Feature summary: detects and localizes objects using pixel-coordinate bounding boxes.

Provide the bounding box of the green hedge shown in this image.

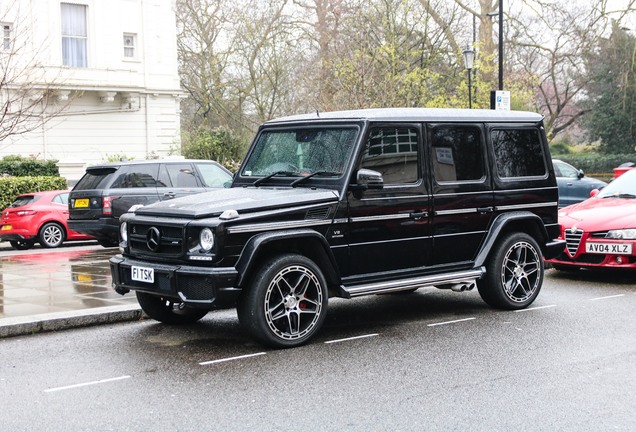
[0,158,60,176]
[0,177,68,211]
[552,153,635,174]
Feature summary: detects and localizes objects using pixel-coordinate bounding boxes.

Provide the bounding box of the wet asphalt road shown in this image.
[1,264,635,431]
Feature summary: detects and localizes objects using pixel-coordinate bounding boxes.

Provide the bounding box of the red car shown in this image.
[0,190,93,250]
[547,168,636,271]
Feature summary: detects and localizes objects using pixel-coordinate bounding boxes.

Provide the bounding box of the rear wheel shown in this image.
[478,233,544,310]
[10,240,34,250]
[136,291,209,324]
[237,254,328,348]
[39,222,65,248]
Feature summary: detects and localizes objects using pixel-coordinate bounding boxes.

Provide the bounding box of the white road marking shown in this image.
[590,294,625,301]
[199,352,266,366]
[427,317,476,327]
[324,333,379,344]
[514,304,557,313]
[44,375,131,393]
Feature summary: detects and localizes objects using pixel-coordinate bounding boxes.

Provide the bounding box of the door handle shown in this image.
[477,207,494,214]
[164,192,176,199]
[410,211,428,220]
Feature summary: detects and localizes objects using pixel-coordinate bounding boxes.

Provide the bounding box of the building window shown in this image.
[2,23,11,50]
[123,33,136,58]
[61,3,87,67]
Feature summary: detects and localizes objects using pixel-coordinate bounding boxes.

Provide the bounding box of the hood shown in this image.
[134,187,340,218]
[559,197,636,231]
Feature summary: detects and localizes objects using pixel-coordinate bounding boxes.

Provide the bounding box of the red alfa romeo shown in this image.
[547,168,636,271]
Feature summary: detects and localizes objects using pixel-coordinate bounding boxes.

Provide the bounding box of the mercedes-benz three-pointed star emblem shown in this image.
[146,227,161,252]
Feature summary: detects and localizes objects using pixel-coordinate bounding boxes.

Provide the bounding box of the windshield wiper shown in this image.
[253,170,297,187]
[290,171,340,187]
[603,193,636,199]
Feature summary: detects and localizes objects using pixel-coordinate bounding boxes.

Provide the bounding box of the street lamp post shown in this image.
[462,45,475,109]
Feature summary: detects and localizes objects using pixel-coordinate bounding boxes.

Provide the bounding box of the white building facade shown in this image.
[0,0,183,182]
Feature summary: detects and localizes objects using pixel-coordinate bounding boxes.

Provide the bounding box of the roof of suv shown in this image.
[84,159,228,171]
[266,108,543,124]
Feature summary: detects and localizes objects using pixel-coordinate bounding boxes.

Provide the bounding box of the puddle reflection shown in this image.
[0,248,136,317]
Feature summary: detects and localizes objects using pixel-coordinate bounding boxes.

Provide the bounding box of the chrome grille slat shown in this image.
[565,228,583,256]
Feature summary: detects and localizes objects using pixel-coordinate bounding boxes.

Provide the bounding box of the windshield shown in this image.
[241,127,359,178]
[596,169,636,199]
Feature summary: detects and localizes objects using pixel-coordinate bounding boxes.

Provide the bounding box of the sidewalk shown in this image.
[0,242,143,338]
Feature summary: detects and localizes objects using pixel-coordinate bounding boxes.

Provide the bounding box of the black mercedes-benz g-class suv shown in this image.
[110,108,565,348]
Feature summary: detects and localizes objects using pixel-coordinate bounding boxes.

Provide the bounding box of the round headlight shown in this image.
[120,221,128,242]
[199,228,214,251]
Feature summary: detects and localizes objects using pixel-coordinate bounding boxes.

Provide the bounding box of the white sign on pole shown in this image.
[495,90,511,111]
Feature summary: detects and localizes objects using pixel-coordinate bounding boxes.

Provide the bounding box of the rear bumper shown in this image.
[109,255,241,308]
[68,218,119,242]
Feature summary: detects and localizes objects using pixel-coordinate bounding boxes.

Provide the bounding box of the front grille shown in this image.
[129,223,185,256]
[565,228,583,256]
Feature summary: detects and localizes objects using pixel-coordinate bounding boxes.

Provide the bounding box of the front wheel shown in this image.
[136,291,208,324]
[237,254,328,348]
[477,233,544,310]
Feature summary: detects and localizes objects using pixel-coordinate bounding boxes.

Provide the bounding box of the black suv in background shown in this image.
[110,108,565,348]
[68,159,232,246]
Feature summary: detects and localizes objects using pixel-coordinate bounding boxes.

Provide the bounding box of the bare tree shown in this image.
[0,3,71,147]
[508,0,636,140]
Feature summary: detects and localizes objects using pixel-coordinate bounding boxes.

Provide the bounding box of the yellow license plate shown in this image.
[74,198,89,208]
[1,225,11,231]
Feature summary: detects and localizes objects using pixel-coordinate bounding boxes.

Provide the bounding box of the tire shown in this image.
[477,233,544,310]
[39,222,65,248]
[237,254,328,348]
[136,291,209,324]
[10,240,34,250]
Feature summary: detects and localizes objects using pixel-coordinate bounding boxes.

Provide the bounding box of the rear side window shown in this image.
[430,125,484,183]
[196,163,232,187]
[492,128,546,178]
[53,193,69,205]
[74,167,118,190]
[110,164,161,188]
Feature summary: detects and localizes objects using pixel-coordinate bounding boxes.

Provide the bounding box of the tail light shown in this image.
[15,210,37,216]
[102,196,119,215]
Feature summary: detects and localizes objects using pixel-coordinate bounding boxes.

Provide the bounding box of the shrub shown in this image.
[0,155,60,176]
[181,127,247,172]
[552,153,635,174]
[0,176,69,210]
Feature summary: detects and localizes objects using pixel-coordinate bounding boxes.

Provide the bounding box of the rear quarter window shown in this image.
[491,128,546,178]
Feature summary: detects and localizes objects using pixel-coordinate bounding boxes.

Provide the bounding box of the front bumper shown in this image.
[109,255,241,308]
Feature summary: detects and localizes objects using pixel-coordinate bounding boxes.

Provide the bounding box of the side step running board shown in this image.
[340,268,485,298]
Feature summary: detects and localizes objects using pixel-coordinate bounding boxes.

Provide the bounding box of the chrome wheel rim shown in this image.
[43,225,63,246]
[500,241,541,303]
[264,265,323,341]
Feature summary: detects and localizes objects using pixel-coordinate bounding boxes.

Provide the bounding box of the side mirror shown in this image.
[356,168,384,189]
[577,169,585,179]
[590,189,600,197]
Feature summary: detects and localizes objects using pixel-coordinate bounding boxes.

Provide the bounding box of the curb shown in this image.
[0,304,143,338]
